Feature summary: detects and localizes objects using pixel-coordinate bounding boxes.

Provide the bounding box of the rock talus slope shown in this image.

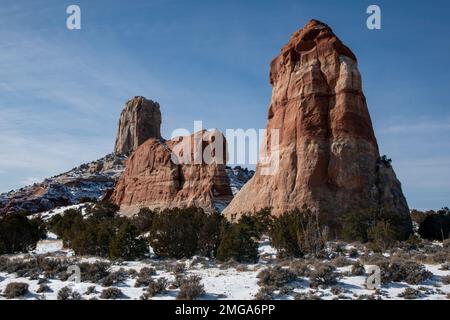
[223,20,412,237]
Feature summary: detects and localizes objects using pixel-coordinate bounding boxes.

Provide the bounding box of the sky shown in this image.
[0,0,449,210]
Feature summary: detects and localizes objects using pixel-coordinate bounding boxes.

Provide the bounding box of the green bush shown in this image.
[49,202,148,260]
[342,208,410,243]
[0,213,46,254]
[269,209,327,258]
[131,207,155,233]
[216,220,259,263]
[238,208,273,238]
[109,222,148,260]
[367,220,398,252]
[149,207,223,259]
[418,208,450,241]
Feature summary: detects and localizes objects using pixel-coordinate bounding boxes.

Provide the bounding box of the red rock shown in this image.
[111,130,233,215]
[114,96,162,155]
[223,20,412,237]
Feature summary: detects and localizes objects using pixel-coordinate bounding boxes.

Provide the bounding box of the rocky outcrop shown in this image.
[223,20,412,237]
[226,166,255,195]
[114,96,162,155]
[0,95,255,216]
[111,130,233,215]
[0,153,127,214]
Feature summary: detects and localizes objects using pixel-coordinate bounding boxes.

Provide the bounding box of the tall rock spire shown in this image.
[223,20,412,238]
[114,96,162,155]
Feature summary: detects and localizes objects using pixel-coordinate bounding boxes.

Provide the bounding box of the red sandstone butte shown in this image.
[223,20,412,237]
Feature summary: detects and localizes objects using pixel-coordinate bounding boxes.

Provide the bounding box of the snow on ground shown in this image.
[1,205,449,300]
[29,204,88,221]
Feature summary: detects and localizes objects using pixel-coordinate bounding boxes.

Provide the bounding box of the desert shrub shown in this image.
[165,263,185,274]
[257,266,297,288]
[149,207,223,259]
[309,263,338,288]
[332,256,352,267]
[134,267,156,287]
[254,287,273,300]
[85,286,97,295]
[0,256,73,280]
[108,221,148,260]
[79,262,110,283]
[36,284,52,293]
[328,242,346,256]
[100,287,124,300]
[401,234,423,250]
[269,209,327,258]
[442,275,450,285]
[418,208,450,241]
[101,269,128,287]
[294,292,322,300]
[170,274,186,289]
[141,277,168,299]
[176,275,205,300]
[289,261,311,277]
[385,260,432,285]
[398,288,422,299]
[131,207,155,233]
[351,261,366,276]
[3,282,29,299]
[57,286,82,300]
[216,220,258,263]
[0,213,46,254]
[367,220,398,252]
[342,208,411,243]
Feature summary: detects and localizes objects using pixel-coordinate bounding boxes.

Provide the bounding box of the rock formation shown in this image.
[0,153,127,214]
[114,96,162,155]
[223,20,412,237]
[1,96,254,215]
[111,130,233,215]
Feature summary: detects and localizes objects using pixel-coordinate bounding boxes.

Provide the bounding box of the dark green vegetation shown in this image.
[0,213,46,254]
[1,200,448,263]
[48,202,147,260]
[416,207,450,241]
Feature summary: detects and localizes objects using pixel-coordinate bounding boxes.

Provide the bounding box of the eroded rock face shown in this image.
[114,96,162,155]
[223,20,412,237]
[0,153,127,214]
[111,130,233,215]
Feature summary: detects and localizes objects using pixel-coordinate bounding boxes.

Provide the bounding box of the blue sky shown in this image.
[0,0,449,210]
